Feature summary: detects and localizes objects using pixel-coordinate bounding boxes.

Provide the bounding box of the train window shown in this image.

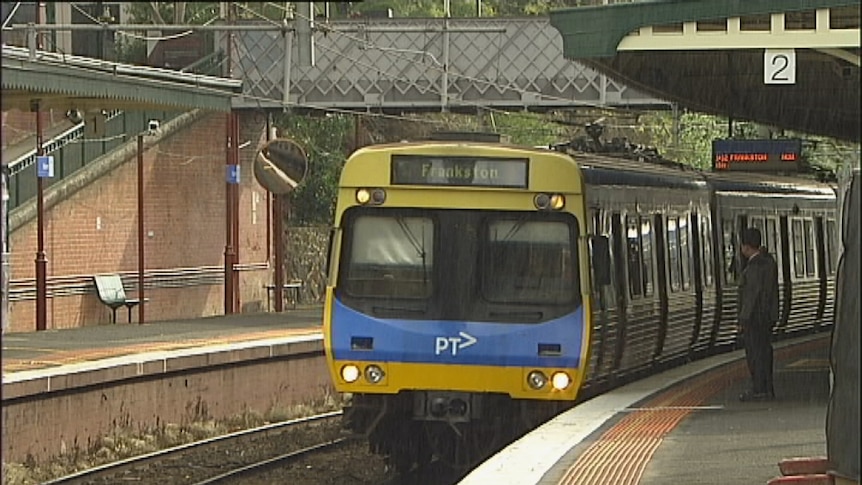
[803,219,816,277]
[641,217,655,296]
[750,217,765,238]
[666,218,681,292]
[482,219,576,304]
[679,216,691,290]
[343,215,435,298]
[766,218,782,280]
[792,219,805,278]
[826,219,837,275]
[722,218,737,284]
[701,216,714,287]
[626,216,644,298]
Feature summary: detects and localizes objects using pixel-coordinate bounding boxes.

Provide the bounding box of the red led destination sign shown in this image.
[712,139,802,172]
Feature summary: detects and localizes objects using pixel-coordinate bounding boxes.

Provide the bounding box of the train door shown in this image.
[587,209,611,378]
[814,216,827,327]
[610,212,628,374]
[688,213,704,349]
[653,214,669,360]
[778,216,792,329]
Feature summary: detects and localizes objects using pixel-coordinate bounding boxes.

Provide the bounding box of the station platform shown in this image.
[1,306,325,375]
[461,334,832,485]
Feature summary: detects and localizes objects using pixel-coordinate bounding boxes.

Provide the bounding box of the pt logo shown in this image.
[434,332,478,356]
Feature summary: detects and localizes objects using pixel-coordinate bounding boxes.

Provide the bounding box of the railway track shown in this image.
[43,411,352,485]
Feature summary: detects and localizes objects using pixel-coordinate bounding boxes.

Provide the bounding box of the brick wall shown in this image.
[7,112,273,332]
[2,109,67,150]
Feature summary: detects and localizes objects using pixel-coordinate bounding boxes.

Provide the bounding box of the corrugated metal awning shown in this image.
[1,45,242,112]
[548,0,860,143]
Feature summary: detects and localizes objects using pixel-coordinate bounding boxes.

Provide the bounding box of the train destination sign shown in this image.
[712,139,802,172]
[391,155,529,188]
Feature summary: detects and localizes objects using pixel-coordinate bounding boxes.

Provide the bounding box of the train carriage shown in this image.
[322,133,839,473]
[324,133,595,470]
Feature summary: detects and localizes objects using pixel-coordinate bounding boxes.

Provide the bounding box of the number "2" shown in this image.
[771,54,790,81]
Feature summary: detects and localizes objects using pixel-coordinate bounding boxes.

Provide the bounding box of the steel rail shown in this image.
[191,438,349,485]
[42,411,343,485]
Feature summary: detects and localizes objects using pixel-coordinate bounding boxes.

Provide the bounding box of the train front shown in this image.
[323,141,591,470]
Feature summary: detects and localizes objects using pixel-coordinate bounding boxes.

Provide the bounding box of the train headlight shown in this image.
[533,193,565,211]
[550,194,565,210]
[370,188,386,205]
[355,189,371,204]
[341,364,360,383]
[364,364,385,384]
[534,193,551,210]
[527,370,548,390]
[356,188,386,205]
[551,371,572,391]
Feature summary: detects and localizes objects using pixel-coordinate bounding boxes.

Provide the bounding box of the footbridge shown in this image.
[225,17,664,112]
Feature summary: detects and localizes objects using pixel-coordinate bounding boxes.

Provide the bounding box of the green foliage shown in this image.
[340,0,591,18]
[123,3,219,25]
[275,114,354,225]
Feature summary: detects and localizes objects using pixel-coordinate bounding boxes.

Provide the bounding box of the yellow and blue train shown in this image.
[322,132,838,472]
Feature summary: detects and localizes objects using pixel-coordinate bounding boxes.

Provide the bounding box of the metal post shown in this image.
[1,160,9,334]
[33,100,47,331]
[283,28,292,107]
[273,193,284,312]
[224,112,236,314]
[137,134,145,324]
[265,114,272,263]
[231,113,241,313]
[441,1,450,112]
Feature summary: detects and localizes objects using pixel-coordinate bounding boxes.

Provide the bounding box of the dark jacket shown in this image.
[737,250,779,330]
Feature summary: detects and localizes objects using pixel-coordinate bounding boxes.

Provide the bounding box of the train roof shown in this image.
[559,147,835,198]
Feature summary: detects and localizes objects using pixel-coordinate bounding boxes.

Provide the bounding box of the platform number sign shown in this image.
[764,49,796,85]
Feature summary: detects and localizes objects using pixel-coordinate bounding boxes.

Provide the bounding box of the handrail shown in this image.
[7,110,123,175]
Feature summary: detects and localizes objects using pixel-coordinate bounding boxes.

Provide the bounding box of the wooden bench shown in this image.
[265,280,303,311]
[94,274,148,324]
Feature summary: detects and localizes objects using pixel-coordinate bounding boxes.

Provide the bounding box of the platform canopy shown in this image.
[549,0,860,143]
[1,45,242,112]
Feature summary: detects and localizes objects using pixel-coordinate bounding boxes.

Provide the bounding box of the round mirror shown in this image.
[254,138,308,194]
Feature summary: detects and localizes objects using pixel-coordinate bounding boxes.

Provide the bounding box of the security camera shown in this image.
[65,109,83,124]
[147,120,160,135]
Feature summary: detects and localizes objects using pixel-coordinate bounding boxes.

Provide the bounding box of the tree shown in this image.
[275,113,354,225]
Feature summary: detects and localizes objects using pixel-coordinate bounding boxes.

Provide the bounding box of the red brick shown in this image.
[8,112,273,332]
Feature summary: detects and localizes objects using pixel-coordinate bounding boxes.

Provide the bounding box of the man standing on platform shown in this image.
[737,227,780,402]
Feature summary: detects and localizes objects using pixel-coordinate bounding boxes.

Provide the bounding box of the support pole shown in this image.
[224,112,236,314]
[273,193,285,312]
[137,134,146,324]
[34,100,47,331]
[441,0,450,112]
[265,114,272,263]
[231,113,241,313]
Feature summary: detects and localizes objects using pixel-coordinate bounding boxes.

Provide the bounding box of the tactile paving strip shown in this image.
[558,338,828,485]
